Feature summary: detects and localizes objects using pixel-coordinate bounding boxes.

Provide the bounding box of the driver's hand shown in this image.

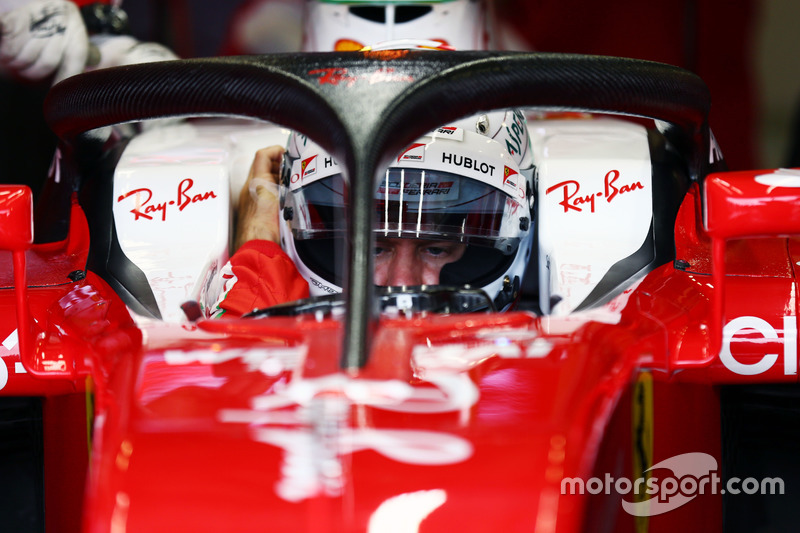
[0,0,89,84]
[234,145,285,250]
[88,34,179,70]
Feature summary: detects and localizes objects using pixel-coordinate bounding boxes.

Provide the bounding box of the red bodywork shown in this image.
[1,165,796,531]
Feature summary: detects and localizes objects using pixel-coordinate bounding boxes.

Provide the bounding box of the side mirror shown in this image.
[0,186,35,371]
[1,186,93,379]
[0,185,33,249]
[704,168,800,357]
[705,168,800,238]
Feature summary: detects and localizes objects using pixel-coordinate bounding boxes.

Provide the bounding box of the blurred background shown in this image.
[121,0,798,171]
[4,0,800,196]
[756,0,800,168]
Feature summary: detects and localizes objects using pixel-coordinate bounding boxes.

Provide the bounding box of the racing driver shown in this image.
[212,108,535,317]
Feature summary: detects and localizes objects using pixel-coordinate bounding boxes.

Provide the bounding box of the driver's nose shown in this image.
[374,241,424,286]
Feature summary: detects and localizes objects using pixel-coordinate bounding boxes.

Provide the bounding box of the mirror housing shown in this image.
[705,168,800,238]
[704,169,800,357]
[0,186,35,375]
[0,185,33,249]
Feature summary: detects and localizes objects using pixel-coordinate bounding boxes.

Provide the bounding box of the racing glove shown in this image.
[87,34,178,70]
[0,0,89,83]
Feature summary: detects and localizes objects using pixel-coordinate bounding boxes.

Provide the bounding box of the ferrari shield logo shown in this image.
[301,155,318,179]
[503,166,519,190]
[398,143,426,163]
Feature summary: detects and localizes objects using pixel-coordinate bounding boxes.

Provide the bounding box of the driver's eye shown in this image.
[374,246,387,256]
[424,246,446,256]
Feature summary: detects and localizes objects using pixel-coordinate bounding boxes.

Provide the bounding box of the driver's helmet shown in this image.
[302,0,488,52]
[279,109,534,310]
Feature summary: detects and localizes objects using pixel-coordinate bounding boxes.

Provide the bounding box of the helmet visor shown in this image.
[287,168,529,288]
[289,168,527,253]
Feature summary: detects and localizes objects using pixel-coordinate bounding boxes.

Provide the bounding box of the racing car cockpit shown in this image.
[93,123,689,323]
[29,49,705,337]
[67,108,535,322]
[11,46,795,533]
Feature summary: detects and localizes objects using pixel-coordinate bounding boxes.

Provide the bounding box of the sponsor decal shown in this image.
[441,152,496,176]
[310,277,338,294]
[0,326,40,390]
[429,126,464,141]
[378,180,457,201]
[398,143,426,163]
[754,168,800,188]
[292,155,337,186]
[308,67,356,86]
[369,491,447,533]
[295,133,309,149]
[427,126,464,141]
[720,316,797,375]
[334,38,365,51]
[558,262,593,287]
[364,68,415,85]
[1,358,10,390]
[545,169,645,214]
[503,166,519,190]
[117,178,217,222]
[301,155,318,179]
[504,109,527,158]
[504,196,522,216]
[219,374,473,502]
[308,67,414,87]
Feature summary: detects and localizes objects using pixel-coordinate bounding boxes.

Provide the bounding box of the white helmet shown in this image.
[279,108,534,310]
[301,0,489,52]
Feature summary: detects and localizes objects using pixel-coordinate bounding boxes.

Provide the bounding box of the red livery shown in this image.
[0,50,795,532]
